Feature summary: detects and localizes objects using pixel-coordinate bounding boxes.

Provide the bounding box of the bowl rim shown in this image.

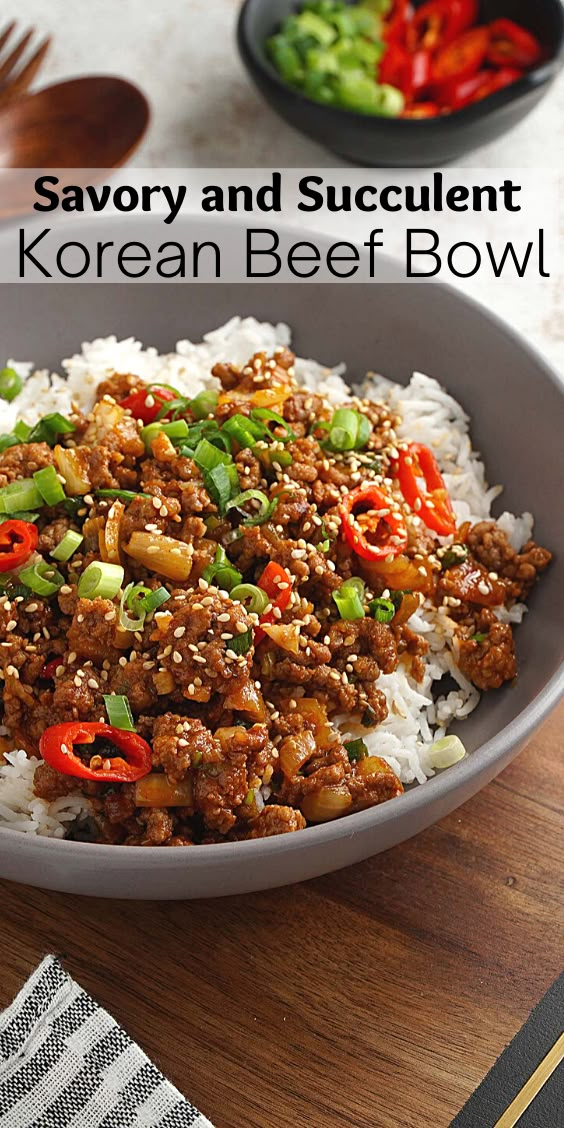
[0,243,562,869]
[237,0,564,130]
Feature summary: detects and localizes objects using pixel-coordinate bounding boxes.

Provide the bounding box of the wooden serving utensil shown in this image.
[0,76,150,217]
[0,76,149,168]
[0,21,51,109]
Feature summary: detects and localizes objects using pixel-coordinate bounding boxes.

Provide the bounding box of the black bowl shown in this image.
[237,0,564,166]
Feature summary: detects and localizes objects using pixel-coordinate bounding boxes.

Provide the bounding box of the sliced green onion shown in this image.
[0,510,39,525]
[0,367,22,402]
[250,408,296,443]
[0,478,43,514]
[471,632,487,644]
[341,577,365,600]
[141,419,189,451]
[119,583,147,632]
[207,463,239,515]
[228,628,253,656]
[225,489,279,527]
[189,390,219,420]
[51,530,83,562]
[369,597,396,624]
[202,545,242,592]
[18,560,64,597]
[230,583,269,615]
[33,465,66,506]
[103,694,136,732]
[264,447,293,470]
[14,420,32,442]
[127,583,152,610]
[328,408,360,452]
[140,586,170,613]
[221,414,265,449]
[193,437,232,471]
[344,738,369,762]
[0,433,20,453]
[324,408,372,453]
[95,489,151,502]
[77,561,124,600]
[27,413,76,446]
[428,735,466,770]
[333,584,365,621]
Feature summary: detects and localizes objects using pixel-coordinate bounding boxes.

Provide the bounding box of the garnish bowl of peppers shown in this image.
[237,0,564,166]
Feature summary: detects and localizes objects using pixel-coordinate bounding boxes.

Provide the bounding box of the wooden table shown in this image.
[2,706,563,1128]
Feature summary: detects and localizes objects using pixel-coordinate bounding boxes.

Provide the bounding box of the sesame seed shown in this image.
[173,626,186,638]
[172,651,183,664]
[67,651,77,664]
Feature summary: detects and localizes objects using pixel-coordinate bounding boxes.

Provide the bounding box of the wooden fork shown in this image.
[0,21,51,109]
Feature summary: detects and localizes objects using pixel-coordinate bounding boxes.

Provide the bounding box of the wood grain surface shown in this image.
[1,705,563,1128]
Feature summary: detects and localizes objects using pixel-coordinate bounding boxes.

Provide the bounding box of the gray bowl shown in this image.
[0,223,562,898]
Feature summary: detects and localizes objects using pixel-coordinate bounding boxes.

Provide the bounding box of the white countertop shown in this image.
[14,0,564,376]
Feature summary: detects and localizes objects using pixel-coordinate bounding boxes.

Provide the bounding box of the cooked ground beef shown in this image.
[0,345,551,846]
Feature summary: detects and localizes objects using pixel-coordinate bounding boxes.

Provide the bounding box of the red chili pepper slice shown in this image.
[408,0,478,52]
[39,722,152,783]
[0,519,38,573]
[401,101,441,118]
[432,27,490,86]
[41,656,62,680]
[437,66,523,110]
[381,45,431,98]
[397,444,456,536]
[254,561,293,644]
[383,0,413,45]
[119,386,177,425]
[339,484,408,562]
[487,19,542,69]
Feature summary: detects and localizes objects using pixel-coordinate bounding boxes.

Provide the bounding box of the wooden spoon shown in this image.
[0,75,149,168]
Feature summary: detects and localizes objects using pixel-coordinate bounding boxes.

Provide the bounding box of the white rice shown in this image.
[0,317,534,836]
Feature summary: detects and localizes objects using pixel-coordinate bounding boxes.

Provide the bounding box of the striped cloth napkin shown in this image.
[0,956,214,1128]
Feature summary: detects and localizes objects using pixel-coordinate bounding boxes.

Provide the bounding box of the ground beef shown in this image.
[466,522,552,602]
[242,805,307,837]
[347,757,404,811]
[457,609,517,690]
[108,657,159,715]
[95,372,140,401]
[37,517,73,555]
[83,401,145,460]
[158,588,255,702]
[66,598,122,664]
[212,347,294,396]
[120,491,182,544]
[52,667,105,721]
[282,391,329,433]
[32,760,93,803]
[150,713,220,782]
[235,448,263,490]
[137,808,174,846]
[0,442,54,488]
